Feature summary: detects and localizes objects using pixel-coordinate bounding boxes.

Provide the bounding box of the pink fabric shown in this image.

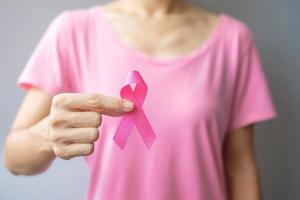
[17,5,279,200]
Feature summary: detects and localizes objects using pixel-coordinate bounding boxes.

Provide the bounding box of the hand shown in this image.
[48,93,134,160]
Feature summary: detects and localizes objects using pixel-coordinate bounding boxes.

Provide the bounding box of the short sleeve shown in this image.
[17,11,72,96]
[226,35,279,133]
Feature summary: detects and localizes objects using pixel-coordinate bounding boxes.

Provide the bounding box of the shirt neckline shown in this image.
[93,5,228,66]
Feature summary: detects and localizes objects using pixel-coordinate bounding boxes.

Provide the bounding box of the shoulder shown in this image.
[222,14,254,36]
[191,5,256,55]
[219,14,256,54]
[48,6,98,37]
[189,5,255,41]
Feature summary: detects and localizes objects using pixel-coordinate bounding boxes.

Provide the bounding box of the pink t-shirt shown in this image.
[17,5,278,200]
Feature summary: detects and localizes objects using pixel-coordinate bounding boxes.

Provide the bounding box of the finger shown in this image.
[66,111,102,128]
[53,93,134,116]
[54,143,94,160]
[56,128,99,143]
[50,110,101,128]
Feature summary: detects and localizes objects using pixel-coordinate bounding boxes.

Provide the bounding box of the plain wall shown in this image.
[1,0,299,199]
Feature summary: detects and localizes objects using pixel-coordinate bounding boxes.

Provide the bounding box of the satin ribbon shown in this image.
[113,70,157,150]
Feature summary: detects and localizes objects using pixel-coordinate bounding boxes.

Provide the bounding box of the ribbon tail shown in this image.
[132,108,156,149]
[113,114,134,150]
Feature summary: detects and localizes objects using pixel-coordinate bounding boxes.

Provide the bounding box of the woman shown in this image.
[3,0,278,199]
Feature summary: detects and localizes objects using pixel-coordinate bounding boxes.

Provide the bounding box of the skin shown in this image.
[3,0,263,199]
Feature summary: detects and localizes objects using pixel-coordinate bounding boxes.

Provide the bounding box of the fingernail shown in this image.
[122,101,134,111]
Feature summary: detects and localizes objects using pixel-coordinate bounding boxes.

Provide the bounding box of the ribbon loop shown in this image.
[113,70,156,150]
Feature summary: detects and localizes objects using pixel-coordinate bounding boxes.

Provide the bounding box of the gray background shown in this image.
[0,0,299,200]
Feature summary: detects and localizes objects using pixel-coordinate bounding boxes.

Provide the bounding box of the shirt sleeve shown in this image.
[17,11,73,96]
[226,35,279,133]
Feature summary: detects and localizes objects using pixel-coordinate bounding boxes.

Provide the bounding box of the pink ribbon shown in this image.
[113,70,157,150]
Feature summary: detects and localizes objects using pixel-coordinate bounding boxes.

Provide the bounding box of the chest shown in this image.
[74,20,234,137]
[99,10,215,59]
[80,59,231,138]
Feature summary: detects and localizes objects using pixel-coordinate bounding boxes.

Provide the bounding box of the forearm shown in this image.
[3,116,56,175]
[225,162,263,200]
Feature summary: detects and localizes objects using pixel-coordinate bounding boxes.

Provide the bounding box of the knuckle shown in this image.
[49,107,59,120]
[50,131,62,142]
[54,146,68,159]
[49,112,58,126]
[52,93,65,108]
[87,94,100,107]
[54,148,73,160]
[85,144,94,155]
[92,113,102,127]
[49,111,66,127]
[49,117,56,127]
[61,155,72,160]
[89,128,99,141]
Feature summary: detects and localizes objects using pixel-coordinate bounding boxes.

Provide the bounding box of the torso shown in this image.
[53,6,258,199]
[100,2,220,58]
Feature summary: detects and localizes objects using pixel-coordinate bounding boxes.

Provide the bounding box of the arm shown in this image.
[3,87,55,175]
[3,87,134,176]
[223,125,263,200]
